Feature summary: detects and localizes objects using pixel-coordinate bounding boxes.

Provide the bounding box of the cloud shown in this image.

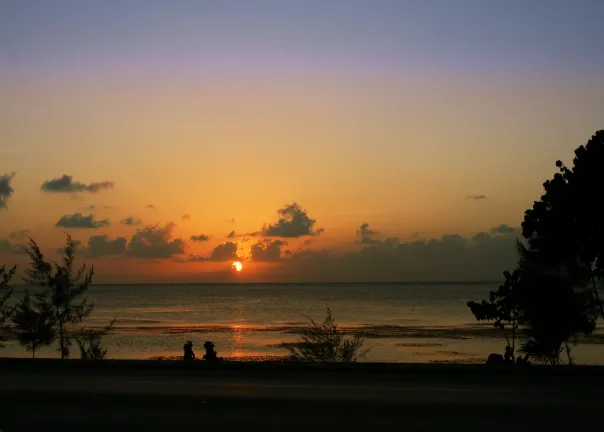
[127,223,185,259]
[0,238,26,255]
[55,213,110,229]
[146,204,157,209]
[104,205,114,210]
[251,240,286,262]
[8,229,30,241]
[84,205,96,210]
[491,224,517,235]
[268,224,519,282]
[0,172,15,209]
[41,174,114,193]
[262,203,323,237]
[121,216,142,226]
[466,195,488,200]
[182,214,191,220]
[182,254,208,263]
[227,230,238,238]
[190,234,211,242]
[86,235,127,257]
[229,217,236,223]
[208,242,239,261]
[356,223,382,245]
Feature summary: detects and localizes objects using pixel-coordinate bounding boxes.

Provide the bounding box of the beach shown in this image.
[3,282,604,364]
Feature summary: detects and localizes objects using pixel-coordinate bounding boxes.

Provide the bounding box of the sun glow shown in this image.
[232,261,243,272]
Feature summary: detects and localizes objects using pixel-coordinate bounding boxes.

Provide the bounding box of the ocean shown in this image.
[3,282,604,364]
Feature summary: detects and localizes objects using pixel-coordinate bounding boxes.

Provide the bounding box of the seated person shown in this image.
[202,341,220,361]
[183,341,195,361]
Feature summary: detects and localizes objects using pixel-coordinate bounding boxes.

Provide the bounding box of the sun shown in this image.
[232,261,243,272]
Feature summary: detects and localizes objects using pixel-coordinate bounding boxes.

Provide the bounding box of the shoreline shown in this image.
[3,357,604,377]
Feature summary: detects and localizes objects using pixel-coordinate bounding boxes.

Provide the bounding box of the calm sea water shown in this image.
[4,282,604,364]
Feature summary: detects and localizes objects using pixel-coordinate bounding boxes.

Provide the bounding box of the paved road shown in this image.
[1,368,602,431]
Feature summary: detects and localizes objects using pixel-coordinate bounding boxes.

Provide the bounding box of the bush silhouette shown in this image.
[11,290,56,358]
[284,307,368,362]
[0,265,16,348]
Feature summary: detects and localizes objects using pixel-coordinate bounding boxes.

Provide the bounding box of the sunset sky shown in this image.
[1,0,603,282]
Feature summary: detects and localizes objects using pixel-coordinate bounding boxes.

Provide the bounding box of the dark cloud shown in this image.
[491,224,517,235]
[55,213,110,229]
[251,240,286,262]
[227,230,238,238]
[104,205,114,210]
[208,242,239,261]
[86,235,127,257]
[56,239,83,255]
[0,239,26,255]
[121,216,142,226]
[8,229,29,241]
[0,172,15,209]
[356,223,382,245]
[146,204,157,209]
[269,225,518,282]
[127,223,185,259]
[191,234,210,242]
[262,203,323,237]
[229,217,236,223]
[84,205,96,210]
[466,195,488,200]
[41,174,114,194]
[182,214,191,220]
[184,254,207,263]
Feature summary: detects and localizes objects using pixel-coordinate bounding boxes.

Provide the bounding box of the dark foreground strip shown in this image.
[1,391,600,432]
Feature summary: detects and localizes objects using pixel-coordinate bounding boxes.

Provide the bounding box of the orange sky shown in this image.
[1,1,603,282]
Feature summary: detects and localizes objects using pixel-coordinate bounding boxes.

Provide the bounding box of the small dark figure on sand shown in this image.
[183,341,195,361]
[202,341,221,362]
[504,345,513,362]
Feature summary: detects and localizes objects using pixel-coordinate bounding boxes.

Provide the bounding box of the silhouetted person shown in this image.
[183,341,195,361]
[486,353,504,364]
[202,341,221,362]
[504,345,513,362]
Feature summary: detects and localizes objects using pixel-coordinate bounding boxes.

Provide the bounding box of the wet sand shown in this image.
[1,359,603,431]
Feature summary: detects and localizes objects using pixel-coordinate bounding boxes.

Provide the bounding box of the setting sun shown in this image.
[232,261,243,272]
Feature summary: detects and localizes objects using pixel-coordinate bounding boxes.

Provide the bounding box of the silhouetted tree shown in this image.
[23,235,94,359]
[73,318,116,360]
[517,270,595,365]
[11,290,55,358]
[0,265,16,347]
[468,131,604,365]
[285,307,368,362]
[467,270,522,359]
[521,130,604,317]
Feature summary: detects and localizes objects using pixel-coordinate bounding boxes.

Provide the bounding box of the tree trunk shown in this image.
[59,321,65,360]
[590,271,604,318]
